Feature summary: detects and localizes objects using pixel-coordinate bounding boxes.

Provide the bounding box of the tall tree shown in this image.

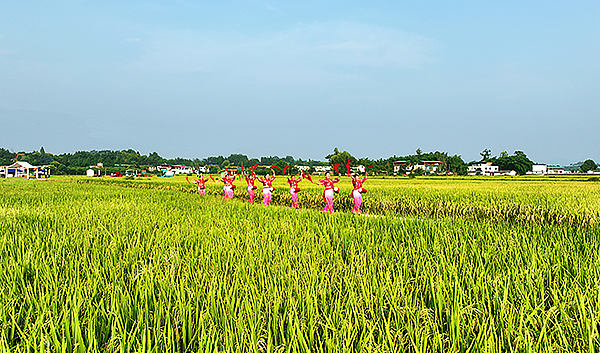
[579,159,598,173]
[325,148,357,174]
[480,149,492,161]
[491,151,534,175]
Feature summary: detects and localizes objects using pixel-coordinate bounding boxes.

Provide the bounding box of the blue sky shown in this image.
[1,1,598,163]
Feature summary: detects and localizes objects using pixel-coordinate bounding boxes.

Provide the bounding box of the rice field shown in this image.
[1,176,599,352]
[75,174,600,227]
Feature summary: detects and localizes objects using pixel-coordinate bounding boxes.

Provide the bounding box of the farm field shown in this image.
[1,176,600,352]
[74,174,600,226]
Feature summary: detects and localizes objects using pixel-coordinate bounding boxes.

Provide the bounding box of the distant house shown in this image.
[0,161,49,179]
[548,166,569,174]
[296,166,310,171]
[157,164,193,175]
[314,166,332,173]
[532,164,547,175]
[351,165,366,173]
[394,160,443,174]
[468,162,499,176]
[529,165,569,175]
[498,170,518,176]
[393,161,408,173]
[414,161,443,173]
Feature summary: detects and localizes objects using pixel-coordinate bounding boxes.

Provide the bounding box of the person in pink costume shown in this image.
[220,175,236,200]
[287,173,302,208]
[351,172,368,213]
[318,172,340,214]
[187,175,208,195]
[258,173,276,205]
[245,172,258,202]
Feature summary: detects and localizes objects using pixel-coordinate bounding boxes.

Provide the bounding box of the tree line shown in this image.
[1,146,595,176]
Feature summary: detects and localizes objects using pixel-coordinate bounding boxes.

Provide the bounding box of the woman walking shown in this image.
[258,173,276,206]
[318,172,340,214]
[287,173,302,208]
[351,172,368,213]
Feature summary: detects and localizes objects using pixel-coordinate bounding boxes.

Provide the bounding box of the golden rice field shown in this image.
[1,175,599,352]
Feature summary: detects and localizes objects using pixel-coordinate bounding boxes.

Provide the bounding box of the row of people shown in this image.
[187,171,368,214]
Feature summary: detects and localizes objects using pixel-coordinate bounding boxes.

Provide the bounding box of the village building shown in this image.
[531,164,548,175]
[194,165,210,173]
[393,160,443,174]
[157,164,194,175]
[351,165,366,173]
[468,162,497,176]
[467,162,499,176]
[0,161,50,179]
[314,166,332,173]
[548,166,569,174]
[392,161,408,173]
[529,164,570,175]
[497,170,518,176]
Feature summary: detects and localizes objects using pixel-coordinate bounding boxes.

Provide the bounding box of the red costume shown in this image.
[351,175,367,213]
[287,176,302,208]
[352,176,367,192]
[318,177,340,190]
[246,174,257,202]
[318,177,340,213]
[220,176,235,200]
[258,175,276,205]
[187,176,208,195]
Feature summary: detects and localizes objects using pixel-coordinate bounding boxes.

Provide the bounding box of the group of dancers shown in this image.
[186,163,368,214]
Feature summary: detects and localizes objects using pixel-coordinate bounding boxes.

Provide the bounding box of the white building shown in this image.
[157,164,194,175]
[0,161,49,179]
[296,166,310,171]
[548,166,569,174]
[314,166,332,173]
[532,164,547,175]
[393,161,443,174]
[393,161,408,173]
[529,165,570,175]
[194,166,210,173]
[352,165,366,173]
[468,162,499,176]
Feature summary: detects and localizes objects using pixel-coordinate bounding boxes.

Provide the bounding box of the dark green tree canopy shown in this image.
[326,148,357,171]
[579,159,598,173]
[490,151,534,175]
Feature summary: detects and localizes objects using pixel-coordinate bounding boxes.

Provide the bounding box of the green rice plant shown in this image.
[70,174,600,227]
[0,179,599,351]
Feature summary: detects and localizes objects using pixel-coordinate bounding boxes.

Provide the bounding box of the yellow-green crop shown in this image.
[0,177,599,352]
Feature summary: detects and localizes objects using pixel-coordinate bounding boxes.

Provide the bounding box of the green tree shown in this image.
[447,155,467,175]
[228,154,249,167]
[580,159,598,173]
[0,148,14,165]
[491,151,534,175]
[480,149,492,161]
[325,148,357,175]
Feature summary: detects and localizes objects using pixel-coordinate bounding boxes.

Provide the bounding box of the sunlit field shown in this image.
[1,176,599,352]
[73,174,600,226]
